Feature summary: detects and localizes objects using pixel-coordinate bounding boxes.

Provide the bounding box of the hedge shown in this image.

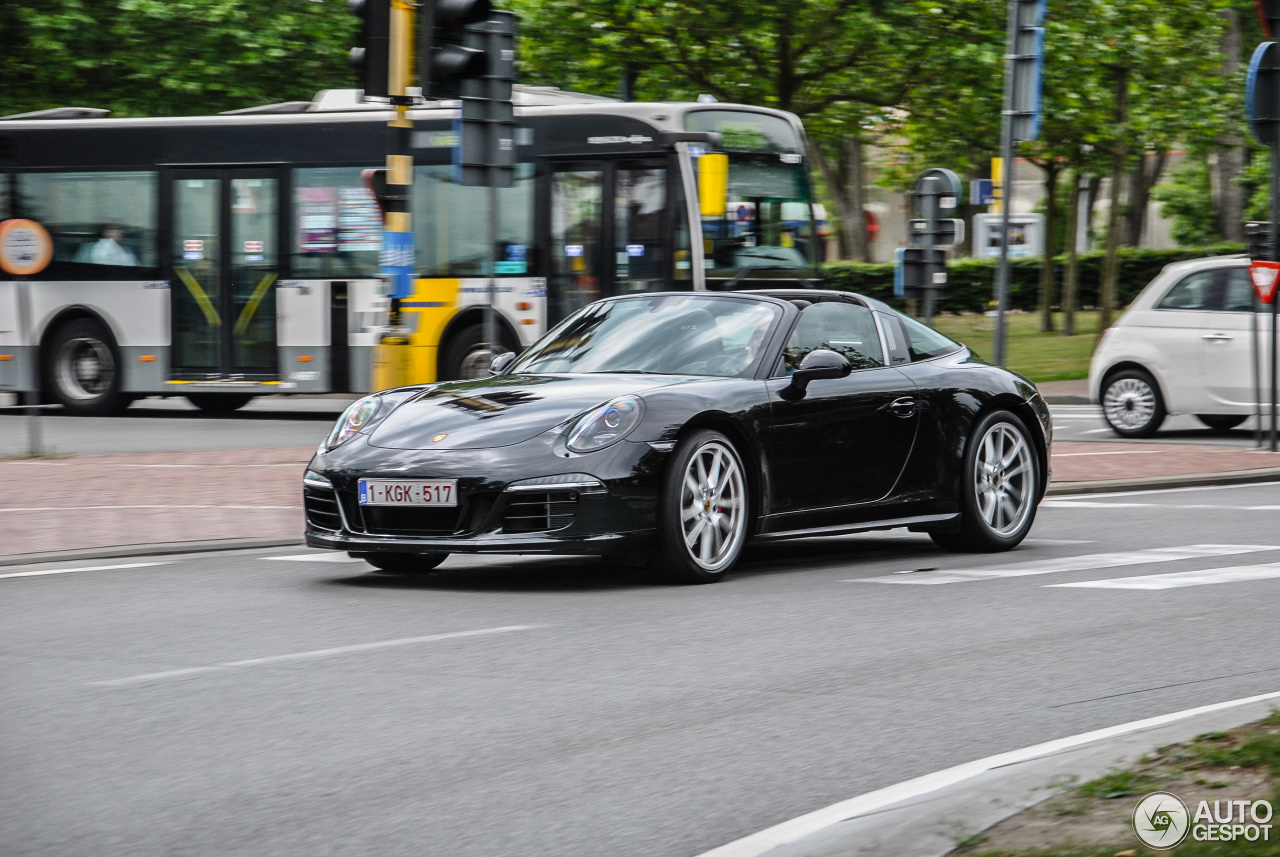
[821,244,1246,314]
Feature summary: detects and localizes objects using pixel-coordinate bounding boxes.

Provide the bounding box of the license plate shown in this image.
[358,479,457,507]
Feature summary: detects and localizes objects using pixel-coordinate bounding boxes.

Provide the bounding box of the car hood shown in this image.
[366,373,693,450]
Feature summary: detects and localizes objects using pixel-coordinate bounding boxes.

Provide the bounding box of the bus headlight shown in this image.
[566,396,644,453]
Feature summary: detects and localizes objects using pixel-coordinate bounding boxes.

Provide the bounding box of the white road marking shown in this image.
[90,625,544,687]
[692,689,1280,857]
[1050,562,1280,590]
[1053,450,1164,457]
[0,505,300,512]
[849,544,1279,585]
[1082,427,1115,434]
[0,562,168,580]
[1051,480,1280,500]
[266,553,366,563]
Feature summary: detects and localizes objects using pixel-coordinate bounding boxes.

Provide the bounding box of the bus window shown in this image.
[292,167,382,279]
[16,171,157,277]
[672,167,692,282]
[413,162,534,277]
[684,110,817,283]
[550,168,604,320]
[613,166,665,294]
[1,175,10,220]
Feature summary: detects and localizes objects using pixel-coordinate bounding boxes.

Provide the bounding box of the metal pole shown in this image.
[920,177,938,326]
[1272,139,1279,452]
[993,0,1019,368]
[485,179,499,369]
[1253,291,1262,449]
[16,277,43,457]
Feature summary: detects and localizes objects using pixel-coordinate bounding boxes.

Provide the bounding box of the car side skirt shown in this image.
[750,512,960,542]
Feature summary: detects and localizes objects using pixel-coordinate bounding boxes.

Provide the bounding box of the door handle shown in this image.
[887,396,916,418]
[1202,333,1234,341]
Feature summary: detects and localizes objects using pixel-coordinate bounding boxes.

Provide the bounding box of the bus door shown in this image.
[168,168,281,379]
[546,159,670,323]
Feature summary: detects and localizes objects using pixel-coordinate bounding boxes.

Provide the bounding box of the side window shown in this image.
[897,312,962,362]
[614,165,666,294]
[415,162,534,277]
[1222,268,1257,313]
[1157,270,1217,310]
[784,301,884,372]
[292,167,382,278]
[17,171,158,278]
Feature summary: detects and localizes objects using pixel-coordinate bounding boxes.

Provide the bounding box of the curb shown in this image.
[0,537,304,568]
[1046,466,1280,496]
[4,470,1280,568]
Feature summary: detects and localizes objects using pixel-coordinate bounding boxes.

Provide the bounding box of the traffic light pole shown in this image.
[386,0,416,333]
[992,0,1019,369]
[1271,135,1278,451]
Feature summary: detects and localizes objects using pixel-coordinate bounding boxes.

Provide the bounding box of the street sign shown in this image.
[1247,40,1280,148]
[1009,0,1047,142]
[0,219,53,276]
[971,179,997,206]
[1251,260,1280,304]
[909,217,966,248]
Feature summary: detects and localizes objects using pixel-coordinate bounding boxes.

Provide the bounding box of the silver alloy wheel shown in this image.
[1103,376,1157,431]
[974,421,1035,537]
[56,336,115,400]
[679,440,747,571]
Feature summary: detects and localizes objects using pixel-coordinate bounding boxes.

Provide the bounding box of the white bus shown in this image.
[0,87,820,414]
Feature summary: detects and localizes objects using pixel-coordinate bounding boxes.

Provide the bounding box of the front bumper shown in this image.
[302,433,667,557]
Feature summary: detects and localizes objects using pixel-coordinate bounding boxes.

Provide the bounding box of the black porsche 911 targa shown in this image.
[304,290,1052,583]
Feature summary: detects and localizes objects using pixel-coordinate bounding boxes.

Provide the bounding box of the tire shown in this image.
[1101,368,1166,438]
[654,429,750,583]
[1196,414,1247,431]
[44,318,126,416]
[931,410,1040,553]
[186,393,254,415]
[438,323,516,382]
[362,553,449,577]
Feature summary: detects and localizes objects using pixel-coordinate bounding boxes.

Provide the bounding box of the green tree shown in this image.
[0,0,357,117]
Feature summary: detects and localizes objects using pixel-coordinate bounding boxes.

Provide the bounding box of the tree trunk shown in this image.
[810,138,869,262]
[1213,8,1246,242]
[1061,170,1083,337]
[1037,161,1060,332]
[1123,152,1166,247]
[1100,65,1129,333]
[844,137,869,262]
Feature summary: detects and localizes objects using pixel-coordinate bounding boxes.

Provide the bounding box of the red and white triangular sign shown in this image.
[1251,260,1280,304]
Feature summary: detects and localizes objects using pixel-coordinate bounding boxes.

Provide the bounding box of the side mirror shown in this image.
[781,348,851,400]
[490,351,517,375]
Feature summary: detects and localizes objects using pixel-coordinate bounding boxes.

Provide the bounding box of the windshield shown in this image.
[509,295,781,377]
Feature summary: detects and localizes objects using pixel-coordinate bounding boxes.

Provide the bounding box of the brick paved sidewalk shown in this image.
[4,441,1280,560]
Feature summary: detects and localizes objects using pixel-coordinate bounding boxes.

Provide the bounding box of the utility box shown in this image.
[973,213,1046,259]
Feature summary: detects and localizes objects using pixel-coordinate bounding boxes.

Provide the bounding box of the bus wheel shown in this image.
[45,318,126,416]
[440,324,512,381]
[186,393,254,415]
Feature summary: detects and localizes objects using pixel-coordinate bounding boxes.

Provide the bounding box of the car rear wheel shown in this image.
[655,430,749,583]
[931,410,1039,553]
[44,318,126,416]
[1196,414,1247,431]
[1101,369,1166,438]
[363,553,449,577]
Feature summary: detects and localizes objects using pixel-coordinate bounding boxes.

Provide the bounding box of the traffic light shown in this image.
[1247,221,1276,261]
[1009,0,1047,142]
[421,0,493,99]
[349,0,391,99]
[1258,0,1280,40]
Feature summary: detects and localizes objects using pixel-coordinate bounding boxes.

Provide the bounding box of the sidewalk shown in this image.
[5,436,1280,563]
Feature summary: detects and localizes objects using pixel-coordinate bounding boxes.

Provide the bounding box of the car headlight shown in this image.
[325,395,381,451]
[566,396,645,453]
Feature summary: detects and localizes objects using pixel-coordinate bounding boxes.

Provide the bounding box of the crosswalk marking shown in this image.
[1049,562,1280,591]
[848,544,1279,586]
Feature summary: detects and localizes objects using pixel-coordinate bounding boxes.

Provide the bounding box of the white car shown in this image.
[1089,256,1261,438]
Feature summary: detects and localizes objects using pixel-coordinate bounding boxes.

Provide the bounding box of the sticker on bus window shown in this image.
[183,239,204,260]
[689,146,705,159]
[494,261,527,274]
[505,244,527,261]
[244,240,264,254]
[626,244,645,257]
[565,244,583,257]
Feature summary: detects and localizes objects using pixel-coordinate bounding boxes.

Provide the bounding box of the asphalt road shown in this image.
[1,396,1266,456]
[4,482,1280,857]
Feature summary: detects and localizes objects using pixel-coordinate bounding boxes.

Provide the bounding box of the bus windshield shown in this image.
[684,110,817,281]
